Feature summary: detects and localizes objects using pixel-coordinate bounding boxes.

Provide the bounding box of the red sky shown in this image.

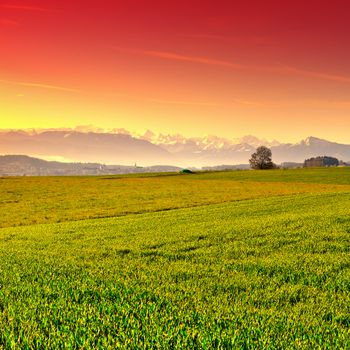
[1,0,350,142]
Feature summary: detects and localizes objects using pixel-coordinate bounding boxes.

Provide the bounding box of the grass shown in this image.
[1,168,350,228]
[0,168,350,348]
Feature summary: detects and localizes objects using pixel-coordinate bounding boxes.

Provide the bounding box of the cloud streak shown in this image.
[0,19,19,26]
[0,79,80,93]
[1,4,47,11]
[118,47,350,84]
[187,34,271,44]
[278,99,350,109]
[116,47,250,70]
[232,99,265,107]
[273,64,350,84]
[148,97,217,107]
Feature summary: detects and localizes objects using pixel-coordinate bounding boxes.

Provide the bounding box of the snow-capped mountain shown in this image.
[271,136,350,163]
[0,128,349,167]
[140,131,279,152]
[233,135,280,148]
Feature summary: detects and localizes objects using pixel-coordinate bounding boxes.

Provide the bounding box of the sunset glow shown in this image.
[1,0,350,142]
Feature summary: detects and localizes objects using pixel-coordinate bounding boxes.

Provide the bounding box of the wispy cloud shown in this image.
[187,34,271,44]
[187,34,237,41]
[273,64,350,84]
[0,19,19,26]
[0,79,80,93]
[117,47,350,84]
[116,47,250,70]
[232,99,265,107]
[1,4,47,11]
[148,97,217,107]
[106,91,217,107]
[238,98,350,109]
[283,99,350,109]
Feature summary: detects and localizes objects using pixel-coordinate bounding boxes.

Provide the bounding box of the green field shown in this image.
[1,168,350,348]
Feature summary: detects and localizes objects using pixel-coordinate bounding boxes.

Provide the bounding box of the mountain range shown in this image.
[0,128,349,167]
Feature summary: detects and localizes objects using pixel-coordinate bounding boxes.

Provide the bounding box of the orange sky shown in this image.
[1,0,350,142]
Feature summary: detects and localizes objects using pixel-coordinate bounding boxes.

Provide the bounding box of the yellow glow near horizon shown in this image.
[1,1,350,144]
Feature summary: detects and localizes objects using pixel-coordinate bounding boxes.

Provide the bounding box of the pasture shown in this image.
[0,168,350,348]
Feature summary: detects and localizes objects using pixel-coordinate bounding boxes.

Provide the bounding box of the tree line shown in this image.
[249,147,341,169]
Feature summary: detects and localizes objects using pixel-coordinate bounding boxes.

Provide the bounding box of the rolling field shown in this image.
[1,168,350,348]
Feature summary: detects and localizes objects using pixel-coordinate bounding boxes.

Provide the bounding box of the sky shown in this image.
[1,0,350,143]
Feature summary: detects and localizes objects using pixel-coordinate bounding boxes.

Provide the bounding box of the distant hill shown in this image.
[0,131,173,166]
[1,129,350,167]
[0,155,181,176]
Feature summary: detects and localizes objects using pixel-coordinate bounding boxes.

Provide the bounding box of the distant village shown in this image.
[0,155,181,176]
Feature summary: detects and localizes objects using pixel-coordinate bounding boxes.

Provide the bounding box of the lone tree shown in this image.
[249,146,275,169]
